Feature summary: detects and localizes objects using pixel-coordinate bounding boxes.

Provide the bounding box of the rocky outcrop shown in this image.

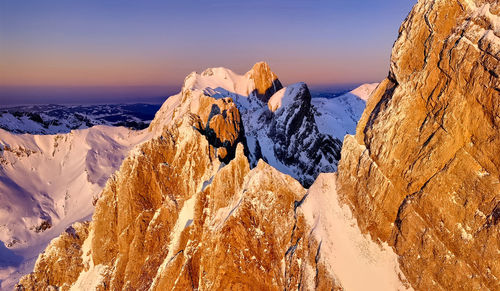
[246,62,283,103]
[266,83,342,187]
[17,222,90,291]
[16,102,342,289]
[337,0,500,290]
[149,63,343,187]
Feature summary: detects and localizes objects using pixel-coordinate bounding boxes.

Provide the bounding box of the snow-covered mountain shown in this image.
[16,92,409,290]
[0,62,376,290]
[150,62,375,186]
[0,126,151,288]
[8,0,500,288]
[312,82,378,141]
[0,104,161,135]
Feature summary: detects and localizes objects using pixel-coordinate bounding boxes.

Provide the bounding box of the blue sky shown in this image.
[0,0,416,104]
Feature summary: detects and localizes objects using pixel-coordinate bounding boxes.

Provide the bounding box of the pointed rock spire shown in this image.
[246,61,283,103]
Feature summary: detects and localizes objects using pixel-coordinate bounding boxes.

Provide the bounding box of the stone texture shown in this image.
[267,83,342,187]
[247,62,283,103]
[17,222,90,291]
[337,0,500,290]
[17,98,339,290]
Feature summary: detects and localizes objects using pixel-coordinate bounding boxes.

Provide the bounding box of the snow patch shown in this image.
[300,173,412,291]
[350,83,379,101]
[267,87,286,112]
[149,193,198,289]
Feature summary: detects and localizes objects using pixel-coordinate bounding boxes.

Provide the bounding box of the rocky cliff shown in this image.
[337,0,499,290]
[16,110,341,290]
[149,62,343,187]
[16,74,408,290]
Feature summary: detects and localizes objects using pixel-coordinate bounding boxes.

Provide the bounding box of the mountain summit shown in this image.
[149,62,346,187]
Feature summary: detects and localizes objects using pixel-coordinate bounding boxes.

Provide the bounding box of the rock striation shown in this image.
[149,62,343,187]
[15,65,408,290]
[16,111,341,290]
[337,0,500,290]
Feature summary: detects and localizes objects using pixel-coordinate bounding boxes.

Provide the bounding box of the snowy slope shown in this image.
[299,173,412,290]
[350,82,378,101]
[0,104,161,135]
[0,126,150,289]
[312,83,378,141]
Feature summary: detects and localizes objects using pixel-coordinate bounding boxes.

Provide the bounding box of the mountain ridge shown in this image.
[1,67,375,289]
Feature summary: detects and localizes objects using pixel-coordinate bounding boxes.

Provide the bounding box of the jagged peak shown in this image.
[245,61,283,103]
[246,61,277,81]
[180,62,282,102]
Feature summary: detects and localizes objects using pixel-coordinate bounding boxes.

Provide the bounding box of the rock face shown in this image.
[337,0,500,290]
[265,83,342,186]
[15,65,410,290]
[149,62,343,187]
[17,222,90,290]
[246,61,283,103]
[16,110,341,290]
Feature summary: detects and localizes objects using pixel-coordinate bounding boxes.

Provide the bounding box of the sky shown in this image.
[0,0,416,105]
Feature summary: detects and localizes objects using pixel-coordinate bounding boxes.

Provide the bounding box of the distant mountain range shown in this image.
[0,103,162,134]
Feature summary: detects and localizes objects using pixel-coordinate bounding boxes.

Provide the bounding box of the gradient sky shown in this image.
[0,0,416,104]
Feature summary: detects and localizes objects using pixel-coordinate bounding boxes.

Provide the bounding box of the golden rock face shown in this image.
[17,222,90,291]
[193,96,244,163]
[248,62,283,103]
[17,96,339,290]
[337,0,500,290]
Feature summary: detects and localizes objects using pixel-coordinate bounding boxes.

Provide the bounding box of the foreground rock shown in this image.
[337,0,500,290]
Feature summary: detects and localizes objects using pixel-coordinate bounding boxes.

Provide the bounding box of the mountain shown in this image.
[150,62,371,187]
[16,95,409,290]
[337,0,499,290]
[0,66,373,289]
[15,0,500,289]
[0,104,161,135]
[312,83,378,142]
[0,127,151,289]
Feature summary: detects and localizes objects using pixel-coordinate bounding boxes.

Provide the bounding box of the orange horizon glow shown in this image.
[0,53,387,88]
[0,0,415,104]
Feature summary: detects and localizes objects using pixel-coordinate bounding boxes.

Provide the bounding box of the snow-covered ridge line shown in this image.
[0,103,161,135]
[0,125,151,290]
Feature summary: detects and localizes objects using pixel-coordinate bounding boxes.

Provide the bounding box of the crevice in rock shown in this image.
[394,152,457,237]
[314,240,322,289]
[363,79,398,151]
[422,0,436,67]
